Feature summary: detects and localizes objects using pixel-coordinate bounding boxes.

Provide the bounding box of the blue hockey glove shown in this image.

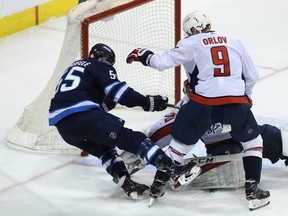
[143,95,168,112]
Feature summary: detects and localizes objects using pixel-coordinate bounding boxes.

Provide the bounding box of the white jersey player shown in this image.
[126,11,270,210]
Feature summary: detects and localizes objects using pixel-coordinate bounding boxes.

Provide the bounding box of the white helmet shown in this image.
[182,11,211,36]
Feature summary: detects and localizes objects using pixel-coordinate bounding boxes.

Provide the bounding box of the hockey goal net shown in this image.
[5,0,181,154]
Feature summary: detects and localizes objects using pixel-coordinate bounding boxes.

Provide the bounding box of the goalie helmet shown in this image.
[182,11,211,36]
[89,43,116,66]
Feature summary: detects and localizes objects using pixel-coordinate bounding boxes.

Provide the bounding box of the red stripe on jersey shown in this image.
[150,123,172,143]
[183,80,250,105]
[189,91,248,105]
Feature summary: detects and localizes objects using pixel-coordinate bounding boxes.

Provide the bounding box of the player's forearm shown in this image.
[149,48,185,71]
[117,88,146,108]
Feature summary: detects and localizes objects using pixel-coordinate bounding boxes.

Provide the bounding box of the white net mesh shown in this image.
[5,0,180,154]
[85,1,178,99]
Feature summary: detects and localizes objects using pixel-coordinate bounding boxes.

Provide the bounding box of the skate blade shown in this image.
[111,176,126,198]
[129,190,150,200]
[148,197,156,207]
[248,197,270,211]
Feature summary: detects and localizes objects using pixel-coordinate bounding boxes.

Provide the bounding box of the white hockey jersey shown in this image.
[149,32,259,105]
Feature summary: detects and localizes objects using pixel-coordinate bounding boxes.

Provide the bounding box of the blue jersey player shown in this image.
[49,43,198,202]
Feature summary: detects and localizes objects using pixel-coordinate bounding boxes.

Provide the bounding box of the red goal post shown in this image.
[5,0,182,155]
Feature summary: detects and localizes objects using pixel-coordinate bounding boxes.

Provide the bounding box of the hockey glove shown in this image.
[143,95,168,112]
[126,48,154,66]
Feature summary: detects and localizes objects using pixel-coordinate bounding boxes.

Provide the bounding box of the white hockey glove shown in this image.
[126,48,154,66]
[143,95,168,112]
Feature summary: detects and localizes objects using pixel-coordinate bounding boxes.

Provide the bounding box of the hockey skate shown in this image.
[149,161,200,207]
[149,170,169,207]
[245,179,270,211]
[111,176,150,200]
[115,176,150,200]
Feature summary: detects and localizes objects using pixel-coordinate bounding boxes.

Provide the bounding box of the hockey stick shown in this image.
[129,153,243,175]
[130,166,143,175]
[110,176,126,198]
[183,153,243,165]
[165,103,180,109]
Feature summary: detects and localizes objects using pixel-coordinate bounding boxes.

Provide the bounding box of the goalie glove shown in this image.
[143,95,168,112]
[126,48,154,66]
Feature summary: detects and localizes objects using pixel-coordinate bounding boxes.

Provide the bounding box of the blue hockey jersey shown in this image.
[49,58,146,125]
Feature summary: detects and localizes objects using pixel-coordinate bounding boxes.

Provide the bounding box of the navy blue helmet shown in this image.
[89,43,116,66]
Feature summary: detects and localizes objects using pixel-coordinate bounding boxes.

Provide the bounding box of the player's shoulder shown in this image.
[214,32,243,43]
[179,32,219,45]
[177,36,198,48]
[70,59,92,68]
[85,58,116,72]
[68,58,114,71]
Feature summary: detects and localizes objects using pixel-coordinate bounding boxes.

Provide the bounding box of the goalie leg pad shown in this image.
[171,159,245,190]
